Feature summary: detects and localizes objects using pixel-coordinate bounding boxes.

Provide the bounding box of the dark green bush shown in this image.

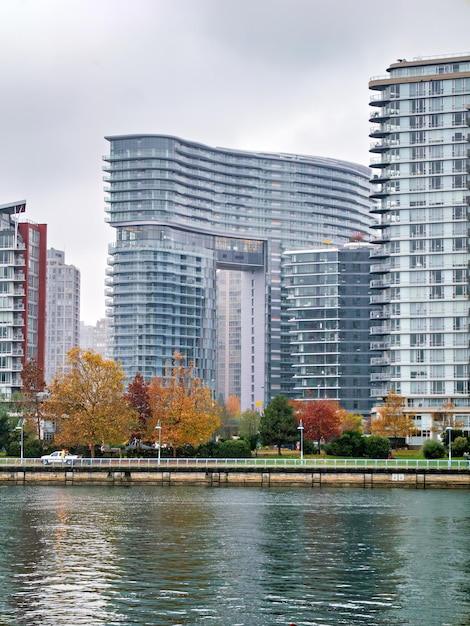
[364,435,390,459]
[24,439,45,458]
[303,439,319,455]
[324,431,365,457]
[216,439,251,458]
[195,441,219,458]
[422,440,445,459]
[5,441,20,457]
[451,436,469,457]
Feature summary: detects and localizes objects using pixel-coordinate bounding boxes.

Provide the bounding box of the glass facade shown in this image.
[368,54,470,442]
[104,135,373,408]
[285,243,374,415]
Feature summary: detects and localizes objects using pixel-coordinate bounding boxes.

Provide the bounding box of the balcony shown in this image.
[370,261,391,273]
[370,172,391,185]
[370,387,390,398]
[370,293,391,304]
[370,141,391,153]
[370,324,390,335]
[370,220,389,229]
[370,278,390,289]
[370,342,390,352]
[370,309,389,320]
[370,356,390,366]
[369,157,391,169]
[369,245,389,259]
[369,110,391,123]
[370,373,391,382]
[370,231,391,244]
[370,93,391,107]
[369,126,392,139]
[370,204,389,215]
[370,186,391,199]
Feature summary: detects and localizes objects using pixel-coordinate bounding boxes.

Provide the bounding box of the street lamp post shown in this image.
[155,421,162,466]
[446,426,452,468]
[15,419,24,462]
[297,419,304,463]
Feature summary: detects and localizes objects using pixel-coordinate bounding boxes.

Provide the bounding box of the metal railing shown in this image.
[1,457,469,471]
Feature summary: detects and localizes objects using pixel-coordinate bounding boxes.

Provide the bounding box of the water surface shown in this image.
[0,486,469,625]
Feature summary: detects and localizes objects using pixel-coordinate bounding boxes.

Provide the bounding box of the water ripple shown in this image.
[0,486,469,625]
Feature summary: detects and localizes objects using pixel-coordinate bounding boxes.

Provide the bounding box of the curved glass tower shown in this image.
[103,135,373,408]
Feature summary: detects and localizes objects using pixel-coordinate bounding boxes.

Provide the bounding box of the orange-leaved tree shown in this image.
[371,389,416,440]
[226,395,241,417]
[147,352,221,453]
[44,347,137,456]
[294,399,341,448]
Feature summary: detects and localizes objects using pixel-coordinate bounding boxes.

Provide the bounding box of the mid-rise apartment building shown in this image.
[368,53,470,442]
[285,242,374,416]
[0,201,47,398]
[45,248,80,384]
[79,318,110,358]
[103,135,374,409]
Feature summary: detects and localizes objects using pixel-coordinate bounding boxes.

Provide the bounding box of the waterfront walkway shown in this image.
[1,457,469,489]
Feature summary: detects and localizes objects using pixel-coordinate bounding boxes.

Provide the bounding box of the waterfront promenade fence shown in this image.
[1,456,469,471]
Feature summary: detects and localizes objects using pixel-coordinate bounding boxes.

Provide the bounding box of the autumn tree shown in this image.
[294,399,341,450]
[371,389,416,442]
[226,395,241,417]
[259,395,297,455]
[431,399,463,441]
[124,373,151,443]
[338,409,363,434]
[147,352,221,453]
[44,347,137,456]
[21,358,46,439]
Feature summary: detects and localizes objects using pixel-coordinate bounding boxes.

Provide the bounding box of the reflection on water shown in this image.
[0,486,469,625]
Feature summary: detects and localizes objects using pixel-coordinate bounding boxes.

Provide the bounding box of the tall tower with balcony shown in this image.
[0,201,47,399]
[368,54,470,443]
[45,248,80,384]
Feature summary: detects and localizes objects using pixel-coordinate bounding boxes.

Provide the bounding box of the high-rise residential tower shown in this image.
[216,269,242,403]
[45,248,80,384]
[0,201,47,399]
[368,54,470,442]
[104,135,373,409]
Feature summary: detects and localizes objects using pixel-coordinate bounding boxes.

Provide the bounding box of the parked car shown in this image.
[41,450,80,465]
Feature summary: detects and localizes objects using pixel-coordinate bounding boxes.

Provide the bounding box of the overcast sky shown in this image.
[1,0,469,323]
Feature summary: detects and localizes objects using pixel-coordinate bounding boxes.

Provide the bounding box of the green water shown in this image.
[0,486,469,625]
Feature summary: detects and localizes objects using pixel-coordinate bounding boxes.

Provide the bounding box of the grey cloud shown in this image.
[0,0,469,322]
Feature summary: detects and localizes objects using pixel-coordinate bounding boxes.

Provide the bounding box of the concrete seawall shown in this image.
[1,466,470,489]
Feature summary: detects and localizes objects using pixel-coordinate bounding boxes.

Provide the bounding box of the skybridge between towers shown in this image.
[214,236,265,271]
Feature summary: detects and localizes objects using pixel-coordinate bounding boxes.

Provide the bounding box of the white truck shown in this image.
[41,450,81,465]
